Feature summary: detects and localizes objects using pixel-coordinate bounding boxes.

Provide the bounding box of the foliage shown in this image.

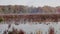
[0,18,3,23]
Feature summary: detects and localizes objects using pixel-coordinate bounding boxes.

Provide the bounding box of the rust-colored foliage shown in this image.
[18,29,25,34]
[49,27,55,34]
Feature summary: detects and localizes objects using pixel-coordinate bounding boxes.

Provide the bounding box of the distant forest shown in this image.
[0,5,60,14]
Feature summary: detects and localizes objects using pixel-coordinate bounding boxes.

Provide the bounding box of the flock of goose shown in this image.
[0,22,59,34]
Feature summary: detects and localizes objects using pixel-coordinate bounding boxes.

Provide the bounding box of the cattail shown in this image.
[18,29,25,34]
[49,27,55,34]
[36,30,42,34]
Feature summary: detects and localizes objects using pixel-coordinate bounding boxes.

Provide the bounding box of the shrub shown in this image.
[0,18,3,23]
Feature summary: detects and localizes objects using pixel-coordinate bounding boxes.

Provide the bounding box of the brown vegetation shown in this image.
[0,14,59,24]
[3,28,25,34]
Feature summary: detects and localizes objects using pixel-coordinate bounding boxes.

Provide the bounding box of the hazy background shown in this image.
[0,0,60,7]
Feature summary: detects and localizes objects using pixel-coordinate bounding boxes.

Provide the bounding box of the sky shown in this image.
[0,0,60,7]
